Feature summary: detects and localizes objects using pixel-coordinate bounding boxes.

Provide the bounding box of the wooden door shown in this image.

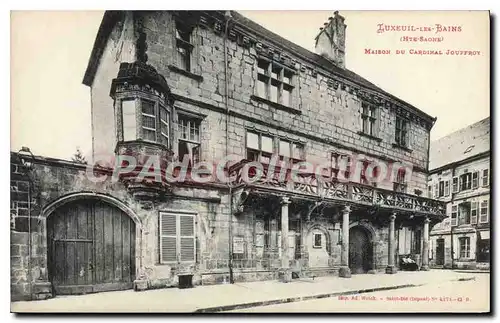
[349,226,372,274]
[48,200,136,295]
[435,239,445,265]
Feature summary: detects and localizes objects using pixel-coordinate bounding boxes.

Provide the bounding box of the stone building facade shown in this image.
[11,10,446,301]
[428,117,490,270]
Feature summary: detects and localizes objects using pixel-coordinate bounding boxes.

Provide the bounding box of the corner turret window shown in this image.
[120,98,170,147]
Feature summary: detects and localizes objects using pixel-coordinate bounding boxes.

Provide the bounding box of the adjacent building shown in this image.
[428,117,490,270]
[11,10,446,301]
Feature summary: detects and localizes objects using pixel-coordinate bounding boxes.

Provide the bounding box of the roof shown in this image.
[83,10,436,124]
[429,117,490,171]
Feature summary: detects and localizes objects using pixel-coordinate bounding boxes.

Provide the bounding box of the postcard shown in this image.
[10,10,490,313]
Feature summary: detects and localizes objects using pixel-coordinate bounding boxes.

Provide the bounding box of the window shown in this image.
[175,23,193,72]
[257,58,294,107]
[361,102,377,136]
[141,100,157,142]
[159,212,196,263]
[178,116,201,164]
[246,131,274,163]
[359,160,379,186]
[332,153,352,179]
[482,169,489,187]
[123,99,170,146]
[428,185,432,198]
[479,200,489,223]
[395,116,409,147]
[471,201,478,224]
[452,177,459,193]
[459,237,470,258]
[444,180,450,196]
[278,139,304,164]
[451,204,458,226]
[393,168,407,193]
[472,171,479,189]
[459,173,472,191]
[438,181,445,197]
[122,99,137,141]
[458,203,471,225]
[313,233,322,248]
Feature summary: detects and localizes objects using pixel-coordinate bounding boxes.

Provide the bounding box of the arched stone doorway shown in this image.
[349,225,374,274]
[47,198,136,295]
[305,225,331,268]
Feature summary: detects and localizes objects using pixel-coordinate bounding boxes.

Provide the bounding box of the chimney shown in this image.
[314,11,347,68]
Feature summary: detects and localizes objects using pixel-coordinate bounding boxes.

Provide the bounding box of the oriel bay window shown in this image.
[178,116,201,164]
[120,98,170,147]
[257,58,294,107]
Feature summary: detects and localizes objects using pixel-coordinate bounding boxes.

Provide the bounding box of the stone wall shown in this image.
[9,153,233,300]
[91,11,432,194]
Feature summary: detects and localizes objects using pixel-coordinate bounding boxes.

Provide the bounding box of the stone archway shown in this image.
[43,193,141,295]
[305,224,332,268]
[349,221,377,274]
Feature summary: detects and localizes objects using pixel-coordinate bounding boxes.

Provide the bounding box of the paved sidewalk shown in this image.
[11,270,479,313]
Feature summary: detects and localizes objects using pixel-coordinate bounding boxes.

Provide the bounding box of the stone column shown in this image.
[386,212,398,274]
[421,216,430,271]
[339,205,351,278]
[279,196,292,282]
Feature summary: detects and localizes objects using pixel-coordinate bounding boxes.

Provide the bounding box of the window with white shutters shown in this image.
[159,212,196,264]
[444,180,450,196]
[482,169,489,187]
[160,213,177,263]
[471,201,478,224]
[451,204,458,227]
[452,177,459,193]
[180,215,195,262]
[479,200,489,223]
[472,171,479,189]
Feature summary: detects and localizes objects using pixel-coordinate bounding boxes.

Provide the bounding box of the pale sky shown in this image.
[11,10,490,160]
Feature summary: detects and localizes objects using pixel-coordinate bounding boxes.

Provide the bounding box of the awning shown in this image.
[479,231,490,240]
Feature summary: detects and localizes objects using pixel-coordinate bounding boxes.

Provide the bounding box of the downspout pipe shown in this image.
[223,11,234,284]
